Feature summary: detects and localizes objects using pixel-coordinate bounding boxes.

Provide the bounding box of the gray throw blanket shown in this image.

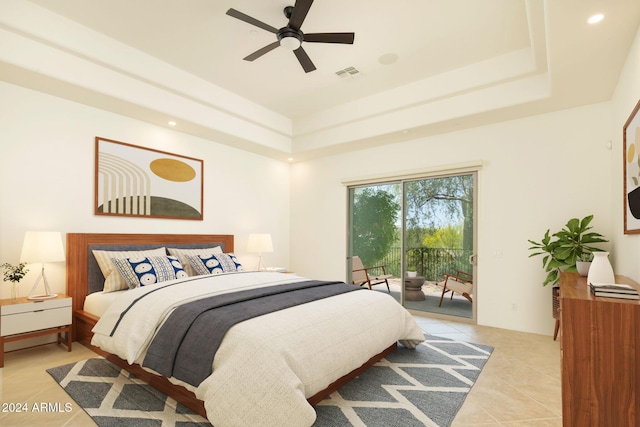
[142,280,363,386]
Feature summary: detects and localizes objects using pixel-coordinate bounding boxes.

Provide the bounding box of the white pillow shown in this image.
[92,247,166,292]
[167,247,223,276]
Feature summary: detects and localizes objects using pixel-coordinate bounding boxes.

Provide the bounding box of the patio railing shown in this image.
[379,247,473,282]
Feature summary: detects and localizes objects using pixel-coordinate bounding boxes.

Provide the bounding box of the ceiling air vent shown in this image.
[335,66,363,80]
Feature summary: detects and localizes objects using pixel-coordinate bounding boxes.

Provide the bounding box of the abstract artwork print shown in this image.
[95,137,203,220]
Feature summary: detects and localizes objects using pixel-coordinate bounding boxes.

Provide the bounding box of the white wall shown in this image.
[611,25,640,279]
[290,102,614,336]
[0,81,291,302]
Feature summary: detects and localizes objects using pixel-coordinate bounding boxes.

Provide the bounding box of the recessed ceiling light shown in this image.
[168,121,176,126]
[287,157,294,162]
[588,13,604,24]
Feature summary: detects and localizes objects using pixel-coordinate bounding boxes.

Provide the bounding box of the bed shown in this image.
[67,233,424,427]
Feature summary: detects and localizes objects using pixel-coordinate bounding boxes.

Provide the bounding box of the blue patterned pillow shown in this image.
[113,256,187,288]
[186,253,244,275]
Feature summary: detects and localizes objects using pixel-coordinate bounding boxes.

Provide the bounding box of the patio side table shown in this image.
[404,276,426,301]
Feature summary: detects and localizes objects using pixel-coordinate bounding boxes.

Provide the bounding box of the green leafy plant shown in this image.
[577,252,594,262]
[1,262,29,283]
[528,215,608,286]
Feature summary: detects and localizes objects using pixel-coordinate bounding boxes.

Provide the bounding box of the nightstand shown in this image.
[0,295,72,367]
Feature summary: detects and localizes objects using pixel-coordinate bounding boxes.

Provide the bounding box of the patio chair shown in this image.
[438,270,473,306]
[351,256,391,292]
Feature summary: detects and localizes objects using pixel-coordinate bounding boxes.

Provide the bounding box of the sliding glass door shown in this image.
[348,172,477,320]
[403,173,476,318]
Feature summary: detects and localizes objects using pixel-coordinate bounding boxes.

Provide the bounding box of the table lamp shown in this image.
[246,233,273,271]
[20,231,65,300]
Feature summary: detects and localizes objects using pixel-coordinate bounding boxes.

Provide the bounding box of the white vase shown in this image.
[587,252,614,285]
[11,282,19,302]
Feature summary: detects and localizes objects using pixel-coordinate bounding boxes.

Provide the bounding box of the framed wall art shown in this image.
[95,137,203,220]
[624,99,640,234]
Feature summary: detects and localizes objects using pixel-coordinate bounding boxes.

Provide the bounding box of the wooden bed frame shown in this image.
[66,232,396,418]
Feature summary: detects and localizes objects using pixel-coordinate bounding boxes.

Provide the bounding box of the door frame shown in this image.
[345,163,480,322]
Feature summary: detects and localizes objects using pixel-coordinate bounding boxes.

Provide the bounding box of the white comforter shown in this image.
[91,272,425,427]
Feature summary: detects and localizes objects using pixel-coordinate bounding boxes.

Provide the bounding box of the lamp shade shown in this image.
[20,231,65,263]
[246,234,273,253]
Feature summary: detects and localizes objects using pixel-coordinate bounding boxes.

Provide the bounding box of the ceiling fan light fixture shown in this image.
[279,35,302,50]
[277,27,303,51]
[226,4,354,72]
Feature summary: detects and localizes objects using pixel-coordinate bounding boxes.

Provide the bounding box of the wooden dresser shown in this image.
[559,272,640,427]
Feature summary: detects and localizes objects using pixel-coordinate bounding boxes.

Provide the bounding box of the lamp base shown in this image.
[27,265,57,300]
[255,254,267,271]
[28,293,58,300]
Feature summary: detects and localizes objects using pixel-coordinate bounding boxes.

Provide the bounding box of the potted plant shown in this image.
[528,215,608,340]
[405,249,419,277]
[528,215,608,286]
[575,252,594,276]
[1,262,29,301]
[406,263,418,278]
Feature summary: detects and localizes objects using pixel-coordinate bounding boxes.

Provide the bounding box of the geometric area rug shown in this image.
[313,334,493,427]
[46,358,211,427]
[47,334,492,427]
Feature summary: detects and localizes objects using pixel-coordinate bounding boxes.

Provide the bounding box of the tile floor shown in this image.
[0,314,561,426]
[412,314,562,427]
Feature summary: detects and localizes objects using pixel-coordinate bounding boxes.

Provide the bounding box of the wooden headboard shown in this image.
[66,233,235,320]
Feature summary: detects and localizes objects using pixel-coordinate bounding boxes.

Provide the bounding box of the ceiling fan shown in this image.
[226,0,355,73]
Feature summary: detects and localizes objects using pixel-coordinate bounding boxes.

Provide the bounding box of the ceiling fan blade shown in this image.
[243,42,280,61]
[289,0,314,30]
[304,33,355,44]
[293,46,316,73]
[226,8,278,34]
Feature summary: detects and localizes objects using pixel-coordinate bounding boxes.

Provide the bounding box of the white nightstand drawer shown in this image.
[1,297,70,315]
[1,306,72,336]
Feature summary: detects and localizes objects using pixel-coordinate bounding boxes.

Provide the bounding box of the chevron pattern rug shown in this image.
[47,335,492,427]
